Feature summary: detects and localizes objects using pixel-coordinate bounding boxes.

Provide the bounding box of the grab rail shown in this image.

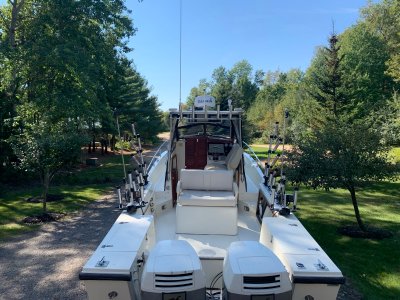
[242,141,263,168]
[147,140,169,172]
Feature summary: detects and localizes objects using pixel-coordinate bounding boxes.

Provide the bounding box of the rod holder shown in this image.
[228,99,232,119]
[271,185,276,206]
[264,163,270,186]
[274,122,279,137]
[116,186,123,209]
[270,154,281,169]
[137,134,142,152]
[293,186,299,211]
[128,171,133,189]
[131,123,136,136]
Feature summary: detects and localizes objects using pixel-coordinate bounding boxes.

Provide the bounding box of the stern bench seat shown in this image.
[176,169,238,235]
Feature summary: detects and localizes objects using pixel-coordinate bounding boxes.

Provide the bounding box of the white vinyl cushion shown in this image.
[204,143,243,171]
[204,162,227,170]
[226,143,243,171]
[178,190,236,207]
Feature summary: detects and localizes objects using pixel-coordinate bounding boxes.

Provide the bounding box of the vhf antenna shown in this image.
[179,0,182,107]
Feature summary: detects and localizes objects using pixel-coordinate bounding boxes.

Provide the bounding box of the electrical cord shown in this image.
[206,272,223,299]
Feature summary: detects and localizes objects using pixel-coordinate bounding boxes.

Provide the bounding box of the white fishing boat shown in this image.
[79,99,345,300]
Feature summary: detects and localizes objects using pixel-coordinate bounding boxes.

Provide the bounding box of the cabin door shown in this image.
[185,137,207,169]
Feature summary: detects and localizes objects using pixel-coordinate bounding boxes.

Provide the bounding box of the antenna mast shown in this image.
[179,0,182,106]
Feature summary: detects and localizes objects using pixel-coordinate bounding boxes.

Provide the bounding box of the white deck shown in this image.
[154,207,260,260]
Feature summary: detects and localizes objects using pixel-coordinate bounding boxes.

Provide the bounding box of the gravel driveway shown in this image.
[0,194,120,300]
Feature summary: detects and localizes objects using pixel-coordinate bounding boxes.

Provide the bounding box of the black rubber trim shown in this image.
[79,272,131,281]
[293,276,345,284]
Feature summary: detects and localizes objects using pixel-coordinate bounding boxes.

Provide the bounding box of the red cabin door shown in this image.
[185,137,207,169]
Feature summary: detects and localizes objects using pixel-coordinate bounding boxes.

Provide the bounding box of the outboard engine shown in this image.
[141,240,206,300]
[223,241,292,300]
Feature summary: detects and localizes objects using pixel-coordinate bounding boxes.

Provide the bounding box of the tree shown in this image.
[361,0,400,83]
[0,0,136,196]
[210,66,234,110]
[11,120,88,212]
[247,69,306,142]
[376,92,400,145]
[227,60,259,110]
[339,23,394,120]
[0,0,32,177]
[287,119,398,232]
[289,31,398,233]
[186,79,211,107]
[105,58,165,143]
[186,60,260,111]
[306,34,347,119]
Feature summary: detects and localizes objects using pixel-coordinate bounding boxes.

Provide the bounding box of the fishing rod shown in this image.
[263,109,299,215]
[114,118,148,214]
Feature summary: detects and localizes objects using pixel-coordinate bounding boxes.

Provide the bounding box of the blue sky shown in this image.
[127,0,371,111]
[0,0,373,110]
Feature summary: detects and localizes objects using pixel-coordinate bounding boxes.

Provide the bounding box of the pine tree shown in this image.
[307,33,347,119]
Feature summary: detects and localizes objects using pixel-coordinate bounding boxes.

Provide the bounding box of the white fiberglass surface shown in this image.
[154,208,260,259]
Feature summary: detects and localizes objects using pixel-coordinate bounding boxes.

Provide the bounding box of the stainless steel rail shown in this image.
[146,140,169,172]
[242,141,263,168]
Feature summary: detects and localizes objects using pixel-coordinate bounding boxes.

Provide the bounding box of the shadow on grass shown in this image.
[296,183,400,300]
[0,184,112,240]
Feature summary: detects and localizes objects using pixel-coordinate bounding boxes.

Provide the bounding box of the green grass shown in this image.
[0,184,111,240]
[292,147,400,299]
[0,152,131,241]
[389,147,400,163]
[53,152,130,185]
[245,144,283,161]
[294,179,400,299]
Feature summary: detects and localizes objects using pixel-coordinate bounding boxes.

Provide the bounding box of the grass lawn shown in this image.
[293,147,400,299]
[0,151,132,241]
[245,144,283,161]
[0,184,111,240]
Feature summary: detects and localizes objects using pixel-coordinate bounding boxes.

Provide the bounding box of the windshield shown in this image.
[177,121,232,139]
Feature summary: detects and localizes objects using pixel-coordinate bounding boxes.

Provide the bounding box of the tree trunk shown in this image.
[9,0,25,49]
[7,0,25,95]
[111,134,115,151]
[42,170,50,213]
[348,185,366,231]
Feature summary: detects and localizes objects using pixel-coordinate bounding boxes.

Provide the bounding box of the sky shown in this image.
[0,0,373,111]
[126,0,372,111]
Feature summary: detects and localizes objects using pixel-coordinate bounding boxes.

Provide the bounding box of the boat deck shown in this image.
[154,207,261,260]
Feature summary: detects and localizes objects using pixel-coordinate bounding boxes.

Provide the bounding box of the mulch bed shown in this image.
[26,194,64,203]
[338,225,393,240]
[24,194,66,224]
[22,212,65,224]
